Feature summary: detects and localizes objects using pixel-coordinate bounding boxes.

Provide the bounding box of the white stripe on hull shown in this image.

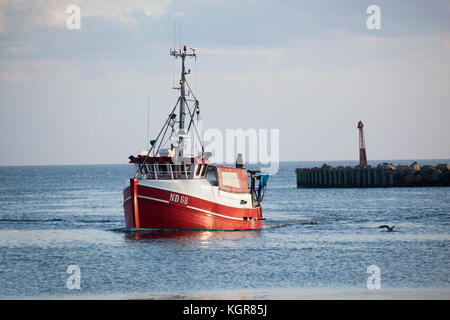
[137,194,247,221]
[127,194,253,222]
[185,205,244,221]
[137,179,253,209]
[123,196,132,206]
[123,180,260,222]
[137,194,170,204]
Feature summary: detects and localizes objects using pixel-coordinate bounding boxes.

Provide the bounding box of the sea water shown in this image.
[0,161,449,298]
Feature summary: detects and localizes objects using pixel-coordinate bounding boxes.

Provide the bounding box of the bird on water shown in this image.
[379,225,395,232]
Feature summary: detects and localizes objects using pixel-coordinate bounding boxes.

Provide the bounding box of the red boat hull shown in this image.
[123,179,263,230]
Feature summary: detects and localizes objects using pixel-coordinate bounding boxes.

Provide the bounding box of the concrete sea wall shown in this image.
[296,162,450,188]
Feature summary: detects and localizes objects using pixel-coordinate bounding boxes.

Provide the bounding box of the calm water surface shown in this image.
[0,161,449,298]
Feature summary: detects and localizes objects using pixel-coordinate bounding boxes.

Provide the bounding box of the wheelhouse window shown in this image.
[200,164,207,177]
[205,166,218,186]
[195,164,202,176]
[139,165,148,175]
[185,164,192,176]
[138,164,157,179]
[148,164,156,178]
[158,163,168,175]
[136,161,208,180]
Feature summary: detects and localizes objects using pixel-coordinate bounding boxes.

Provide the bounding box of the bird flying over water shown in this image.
[379,225,395,232]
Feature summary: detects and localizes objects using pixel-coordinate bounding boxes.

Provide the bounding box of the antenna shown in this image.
[173,20,176,51]
[179,21,182,50]
[147,97,150,150]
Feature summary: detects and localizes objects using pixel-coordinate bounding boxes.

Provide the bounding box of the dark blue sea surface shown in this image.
[0,161,449,298]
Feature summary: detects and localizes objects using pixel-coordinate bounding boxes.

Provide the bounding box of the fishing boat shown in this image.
[123,45,269,230]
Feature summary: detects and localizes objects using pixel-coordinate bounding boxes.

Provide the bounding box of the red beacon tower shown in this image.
[357,120,368,168]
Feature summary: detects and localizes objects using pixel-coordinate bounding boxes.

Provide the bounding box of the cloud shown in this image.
[1,2,449,164]
[0,9,6,32]
[200,47,284,57]
[82,0,171,18]
[191,32,450,160]
[0,0,172,31]
[0,0,69,29]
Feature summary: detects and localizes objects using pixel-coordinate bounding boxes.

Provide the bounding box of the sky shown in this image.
[0,0,449,165]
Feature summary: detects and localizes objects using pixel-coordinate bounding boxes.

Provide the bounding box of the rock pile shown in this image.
[393,162,450,186]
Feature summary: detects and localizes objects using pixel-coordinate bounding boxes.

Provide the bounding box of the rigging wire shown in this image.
[194,49,198,94]
[155,115,173,156]
[172,21,176,88]
[183,78,204,152]
[136,99,179,175]
[184,98,205,152]
[173,20,176,51]
[146,97,150,150]
[136,42,203,176]
[179,21,182,50]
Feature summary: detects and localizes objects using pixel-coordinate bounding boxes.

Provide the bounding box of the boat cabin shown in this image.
[129,155,211,180]
[129,154,267,206]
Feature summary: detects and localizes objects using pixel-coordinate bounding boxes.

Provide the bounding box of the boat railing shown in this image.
[136,163,207,180]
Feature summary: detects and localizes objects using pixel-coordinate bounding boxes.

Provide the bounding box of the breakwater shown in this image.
[296,162,450,188]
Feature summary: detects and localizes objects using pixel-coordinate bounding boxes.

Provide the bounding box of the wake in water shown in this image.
[263,219,321,229]
[263,215,374,230]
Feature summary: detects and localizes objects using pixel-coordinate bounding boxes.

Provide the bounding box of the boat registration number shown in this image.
[169,193,189,205]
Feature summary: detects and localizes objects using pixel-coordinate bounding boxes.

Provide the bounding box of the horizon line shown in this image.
[1,157,449,167]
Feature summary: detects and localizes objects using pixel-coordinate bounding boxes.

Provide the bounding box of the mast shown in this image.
[170,45,196,156]
[135,45,200,177]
